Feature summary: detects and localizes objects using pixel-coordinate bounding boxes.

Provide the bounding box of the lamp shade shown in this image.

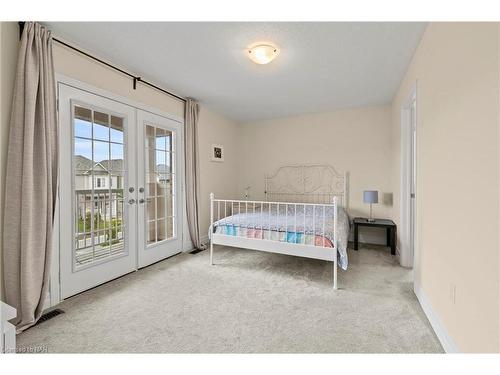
[363,190,378,204]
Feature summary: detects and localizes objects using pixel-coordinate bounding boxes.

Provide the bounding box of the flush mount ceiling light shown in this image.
[247,44,279,65]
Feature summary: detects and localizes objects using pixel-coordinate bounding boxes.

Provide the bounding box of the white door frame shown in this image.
[48,75,186,307]
[400,82,417,270]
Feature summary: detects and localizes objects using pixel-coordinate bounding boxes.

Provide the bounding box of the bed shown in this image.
[208,165,350,289]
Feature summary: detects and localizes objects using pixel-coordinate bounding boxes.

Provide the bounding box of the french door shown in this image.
[137,110,183,267]
[59,84,183,299]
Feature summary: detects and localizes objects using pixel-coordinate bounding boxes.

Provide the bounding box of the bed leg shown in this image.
[332,196,338,289]
[210,192,214,265]
[333,258,338,290]
[210,240,214,265]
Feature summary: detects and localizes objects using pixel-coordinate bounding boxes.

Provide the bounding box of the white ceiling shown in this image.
[44,22,426,123]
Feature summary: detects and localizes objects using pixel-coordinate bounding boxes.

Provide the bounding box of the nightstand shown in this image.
[353,217,397,255]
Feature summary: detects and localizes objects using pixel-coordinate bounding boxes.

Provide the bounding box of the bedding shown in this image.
[210,204,350,269]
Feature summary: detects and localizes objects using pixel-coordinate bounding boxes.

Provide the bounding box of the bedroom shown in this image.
[1,1,500,369]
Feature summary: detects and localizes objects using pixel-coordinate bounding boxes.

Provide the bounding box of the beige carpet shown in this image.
[17,244,443,353]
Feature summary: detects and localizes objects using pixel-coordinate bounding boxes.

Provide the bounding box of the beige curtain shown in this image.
[2,22,58,332]
[184,98,204,250]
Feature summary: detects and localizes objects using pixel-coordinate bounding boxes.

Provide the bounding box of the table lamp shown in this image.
[363,190,378,222]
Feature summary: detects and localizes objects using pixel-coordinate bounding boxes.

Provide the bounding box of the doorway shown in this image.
[400,85,417,270]
[58,83,184,299]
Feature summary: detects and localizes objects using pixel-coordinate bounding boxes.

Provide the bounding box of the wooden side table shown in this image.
[353,217,397,255]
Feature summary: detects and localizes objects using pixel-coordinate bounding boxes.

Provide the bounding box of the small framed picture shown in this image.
[211,144,224,162]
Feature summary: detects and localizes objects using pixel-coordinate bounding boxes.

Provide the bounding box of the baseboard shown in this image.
[414,282,459,353]
[200,235,209,246]
[183,234,209,253]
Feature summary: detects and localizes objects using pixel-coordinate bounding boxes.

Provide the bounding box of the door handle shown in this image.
[128,198,136,205]
[138,198,146,204]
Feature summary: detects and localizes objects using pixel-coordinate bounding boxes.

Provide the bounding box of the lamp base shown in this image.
[367,203,375,222]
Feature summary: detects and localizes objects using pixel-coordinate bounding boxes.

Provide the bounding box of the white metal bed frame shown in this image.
[209,164,348,289]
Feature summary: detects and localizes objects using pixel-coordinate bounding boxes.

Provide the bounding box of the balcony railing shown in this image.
[74,189,124,266]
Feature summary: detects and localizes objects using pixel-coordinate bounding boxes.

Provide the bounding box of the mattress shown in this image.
[210,204,350,269]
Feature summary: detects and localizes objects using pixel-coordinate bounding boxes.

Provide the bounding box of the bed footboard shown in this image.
[209,192,338,289]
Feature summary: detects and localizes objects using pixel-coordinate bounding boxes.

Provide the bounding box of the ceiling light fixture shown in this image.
[247,44,279,65]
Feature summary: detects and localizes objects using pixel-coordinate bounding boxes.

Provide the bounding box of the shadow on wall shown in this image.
[382,192,393,206]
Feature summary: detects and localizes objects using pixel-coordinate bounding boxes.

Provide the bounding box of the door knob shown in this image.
[139,187,145,193]
[139,198,145,204]
[128,198,136,205]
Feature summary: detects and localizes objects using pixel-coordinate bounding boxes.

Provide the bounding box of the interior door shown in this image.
[59,84,137,299]
[137,110,183,268]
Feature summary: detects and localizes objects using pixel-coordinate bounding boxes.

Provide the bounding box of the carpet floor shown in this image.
[17,243,443,353]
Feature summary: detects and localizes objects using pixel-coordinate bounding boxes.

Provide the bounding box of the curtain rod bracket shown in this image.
[133,77,141,90]
[18,21,25,40]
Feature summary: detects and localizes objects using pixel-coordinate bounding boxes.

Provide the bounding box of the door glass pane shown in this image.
[157,218,167,242]
[155,128,167,150]
[111,143,124,162]
[110,116,124,143]
[73,104,126,268]
[145,123,175,246]
[74,106,92,139]
[146,173,156,197]
[93,111,109,141]
[74,139,92,167]
[93,140,109,166]
[155,150,166,169]
[147,220,157,245]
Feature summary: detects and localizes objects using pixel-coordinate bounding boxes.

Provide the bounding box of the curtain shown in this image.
[2,22,58,332]
[184,98,205,250]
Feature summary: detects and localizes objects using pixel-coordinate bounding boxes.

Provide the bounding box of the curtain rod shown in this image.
[18,22,187,103]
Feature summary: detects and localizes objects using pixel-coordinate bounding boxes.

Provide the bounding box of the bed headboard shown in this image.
[264,164,349,208]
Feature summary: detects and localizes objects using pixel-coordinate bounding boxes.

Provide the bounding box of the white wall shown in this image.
[0,22,18,300]
[198,107,240,237]
[238,105,393,245]
[53,43,185,119]
[391,22,500,352]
